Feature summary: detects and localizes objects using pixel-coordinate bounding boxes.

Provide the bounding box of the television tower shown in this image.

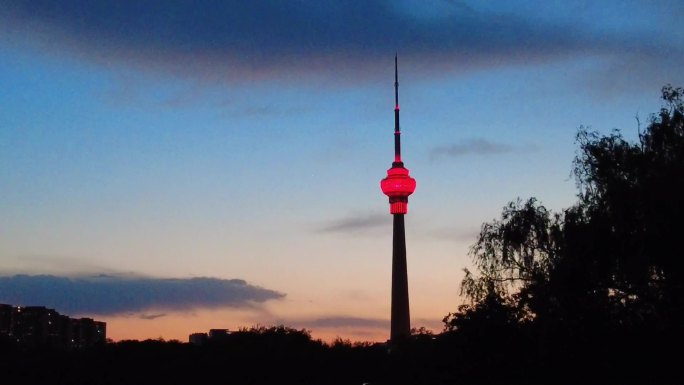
[380,55,416,343]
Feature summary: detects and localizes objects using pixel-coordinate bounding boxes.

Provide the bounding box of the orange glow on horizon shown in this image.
[103,312,392,344]
[99,307,445,344]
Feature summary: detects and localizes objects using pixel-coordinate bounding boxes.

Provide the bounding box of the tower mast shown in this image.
[381,55,416,343]
[394,54,402,166]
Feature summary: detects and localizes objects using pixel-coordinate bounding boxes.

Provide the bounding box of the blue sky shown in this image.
[1,0,682,341]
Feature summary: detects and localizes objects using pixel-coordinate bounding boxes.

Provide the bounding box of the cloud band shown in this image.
[0,274,285,315]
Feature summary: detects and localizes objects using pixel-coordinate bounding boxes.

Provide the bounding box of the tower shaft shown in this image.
[391,213,410,341]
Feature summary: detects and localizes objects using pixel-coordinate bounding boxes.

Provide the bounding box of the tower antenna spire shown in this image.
[393,53,402,166]
[395,53,399,108]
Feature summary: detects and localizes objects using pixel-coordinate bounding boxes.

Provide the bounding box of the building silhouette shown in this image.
[189,328,231,345]
[380,55,416,343]
[0,304,106,349]
[189,332,209,346]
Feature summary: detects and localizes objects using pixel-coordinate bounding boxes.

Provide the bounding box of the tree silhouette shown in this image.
[457,85,684,323]
[446,85,684,384]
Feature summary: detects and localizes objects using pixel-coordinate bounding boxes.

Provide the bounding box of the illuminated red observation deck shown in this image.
[381,166,416,214]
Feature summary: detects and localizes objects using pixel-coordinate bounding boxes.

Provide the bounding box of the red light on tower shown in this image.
[381,166,416,214]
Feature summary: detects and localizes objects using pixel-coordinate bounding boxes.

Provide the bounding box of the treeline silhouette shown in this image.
[443,84,684,384]
[3,86,683,385]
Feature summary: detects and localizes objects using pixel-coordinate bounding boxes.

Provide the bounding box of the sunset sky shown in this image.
[1,1,682,342]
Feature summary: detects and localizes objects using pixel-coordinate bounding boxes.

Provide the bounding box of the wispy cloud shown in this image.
[0,274,285,316]
[138,313,167,320]
[291,316,442,332]
[316,214,388,234]
[430,138,536,160]
[297,316,389,330]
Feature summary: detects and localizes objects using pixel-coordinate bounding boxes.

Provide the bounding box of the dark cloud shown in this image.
[431,138,536,159]
[139,313,167,320]
[2,1,678,82]
[0,274,285,315]
[317,214,388,234]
